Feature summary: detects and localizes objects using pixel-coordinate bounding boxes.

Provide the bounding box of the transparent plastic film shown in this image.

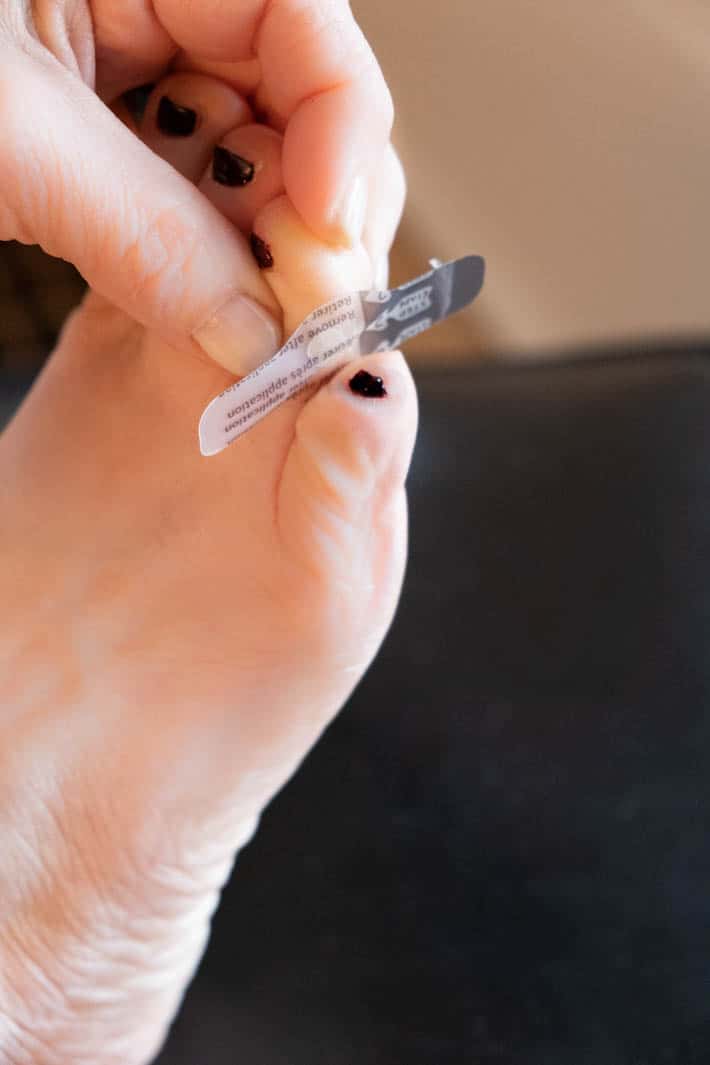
[199,254,485,456]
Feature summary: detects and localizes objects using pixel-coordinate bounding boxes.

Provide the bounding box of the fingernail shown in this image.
[331,174,368,246]
[213,146,255,187]
[157,96,198,137]
[194,295,281,375]
[349,370,387,398]
[250,233,274,270]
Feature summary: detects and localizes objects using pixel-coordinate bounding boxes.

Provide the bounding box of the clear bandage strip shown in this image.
[199,254,485,456]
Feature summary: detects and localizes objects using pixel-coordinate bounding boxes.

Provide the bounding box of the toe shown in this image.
[198,124,285,235]
[250,194,372,336]
[277,350,418,593]
[140,73,252,182]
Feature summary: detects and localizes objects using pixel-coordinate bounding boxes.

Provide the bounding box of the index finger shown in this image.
[152,0,394,246]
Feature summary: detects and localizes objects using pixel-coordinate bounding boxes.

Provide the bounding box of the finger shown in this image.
[150,0,394,246]
[0,55,282,372]
[88,0,177,99]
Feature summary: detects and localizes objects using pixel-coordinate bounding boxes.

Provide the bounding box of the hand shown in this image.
[0,0,394,371]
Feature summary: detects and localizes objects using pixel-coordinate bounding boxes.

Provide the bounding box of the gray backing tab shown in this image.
[199,255,485,456]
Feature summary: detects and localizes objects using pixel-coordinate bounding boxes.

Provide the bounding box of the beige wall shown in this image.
[354,0,710,358]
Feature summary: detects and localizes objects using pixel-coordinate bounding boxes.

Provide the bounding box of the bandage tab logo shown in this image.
[366,287,434,332]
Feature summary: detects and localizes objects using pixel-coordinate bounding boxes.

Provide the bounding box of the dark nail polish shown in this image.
[250,233,274,269]
[123,83,155,125]
[349,370,387,398]
[157,96,197,137]
[213,147,255,187]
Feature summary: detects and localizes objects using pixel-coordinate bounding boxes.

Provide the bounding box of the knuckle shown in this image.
[114,200,199,324]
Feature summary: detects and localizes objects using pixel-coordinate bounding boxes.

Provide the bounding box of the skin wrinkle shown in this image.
[4,932,168,1065]
[0,65,50,242]
[1,985,67,1065]
[0,56,112,260]
[6,930,73,1026]
[0,745,223,1055]
[66,0,96,85]
[0,2,33,43]
[30,0,94,81]
[116,201,203,317]
[0,8,410,1053]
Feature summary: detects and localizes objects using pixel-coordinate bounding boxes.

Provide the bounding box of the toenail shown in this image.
[123,83,155,125]
[212,146,256,187]
[157,96,198,137]
[349,370,387,398]
[250,233,274,269]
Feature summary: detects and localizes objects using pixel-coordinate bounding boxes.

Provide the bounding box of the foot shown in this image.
[0,72,414,1064]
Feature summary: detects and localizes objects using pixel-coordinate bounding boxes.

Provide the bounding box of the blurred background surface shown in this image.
[355,0,710,359]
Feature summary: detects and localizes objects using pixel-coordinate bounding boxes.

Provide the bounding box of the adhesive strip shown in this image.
[199,254,485,456]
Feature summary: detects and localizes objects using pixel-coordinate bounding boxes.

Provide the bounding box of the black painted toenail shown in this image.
[250,233,274,269]
[213,146,255,187]
[157,96,197,137]
[349,370,387,398]
[123,83,155,124]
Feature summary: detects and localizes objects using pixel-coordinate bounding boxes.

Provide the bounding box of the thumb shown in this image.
[0,52,282,373]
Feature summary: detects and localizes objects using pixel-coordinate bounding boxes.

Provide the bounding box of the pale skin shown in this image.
[0,4,417,1064]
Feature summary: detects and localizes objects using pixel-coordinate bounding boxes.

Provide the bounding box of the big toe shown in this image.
[277,348,418,631]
